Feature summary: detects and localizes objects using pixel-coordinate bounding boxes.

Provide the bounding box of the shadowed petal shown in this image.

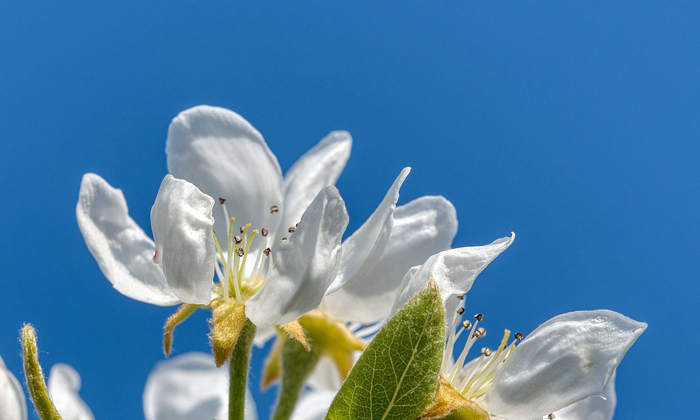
[47,364,94,420]
[0,355,27,420]
[290,389,335,420]
[143,352,257,420]
[151,175,216,305]
[323,195,457,323]
[76,173,179,306]
[246,186,349,327]
[550,371,616,420]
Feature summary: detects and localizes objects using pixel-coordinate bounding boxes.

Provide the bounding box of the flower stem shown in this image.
[271,337,323,420]
[229,319,257,420]
[20,324,63,420]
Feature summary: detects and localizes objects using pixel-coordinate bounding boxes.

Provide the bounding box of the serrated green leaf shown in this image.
[325,279,445,420]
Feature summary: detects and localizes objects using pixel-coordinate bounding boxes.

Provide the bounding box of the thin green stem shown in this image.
[21,324,63,420]
[229,319,257,420]
[271,338,323,420]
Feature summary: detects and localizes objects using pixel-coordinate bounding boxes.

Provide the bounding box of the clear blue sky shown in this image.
[0,1,697,419]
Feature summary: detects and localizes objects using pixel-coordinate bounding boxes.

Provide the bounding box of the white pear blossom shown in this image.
[439,306,644,420]
[0,355,93,420]
[76,105,355,327]
[143,352,257,420]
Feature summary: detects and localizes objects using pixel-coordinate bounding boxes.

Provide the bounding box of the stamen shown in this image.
[457,307,465,315]
[548,414,556,419]
[515,332,524,341]
[263,247,271,256]
[288,226,296,233]
[261,228,268,237]
[474,313,484,322]
[270,205,279,213]
[218,197,226,205]
[481,347,492,357]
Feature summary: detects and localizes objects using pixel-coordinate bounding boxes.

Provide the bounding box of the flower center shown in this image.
[211,198,282,304]
[442,300,523,403]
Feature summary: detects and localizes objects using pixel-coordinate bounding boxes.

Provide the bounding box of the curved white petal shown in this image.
[47,364,94,420]
[143,352,257,420]
[306,356,343,392]
[246,186,349,327]
[76,173,180,306]
[550,371,616,420]
[0,355,27,420]
[151,175,216,305]
[482,310,645,419]
[326,167,410,294]
[279,131,352,241]
[166,105,284,251]
[290,389,336,420]
[322,195,457,323]
[391,233,515,316]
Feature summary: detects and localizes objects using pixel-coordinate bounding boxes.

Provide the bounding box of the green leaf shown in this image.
[325,279,445,420]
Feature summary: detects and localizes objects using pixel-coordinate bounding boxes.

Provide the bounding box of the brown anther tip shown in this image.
[474,327,486,338]
[236,248,244,257]
[263,247,271,256]
[548,414,556,420]
[462,320,472,329]
[240,226,245,233]
[481,347,492,357]
[474,313,484,322]
[234,236,242,244]
[288,226,296,233]
[295,222,299,227]
[456,307,465,315]
[281,237,287,241]
[218,197,226,205]
[261,228,268,237]
[515,332,524,341]
[457,294,465,300]
[270,205,279,213]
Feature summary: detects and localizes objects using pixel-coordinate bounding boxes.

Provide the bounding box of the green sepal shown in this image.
[325,279,446,420]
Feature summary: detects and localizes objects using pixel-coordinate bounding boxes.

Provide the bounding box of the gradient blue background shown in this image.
[1,1,697,419]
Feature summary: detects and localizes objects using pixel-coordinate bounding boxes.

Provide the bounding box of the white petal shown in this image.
[47,364,94,420]
[290,389,336,420]
[151,175,216,305]
[76,173,180,306]
[0,355,27,420]
[252,325,277,348]
[279,131,352,241]
[390,233,515,315]
[143,352,257,420]
[550,371,616,420]
[482,310,646,419]
[322,195,457,323]
[166,105,284,249]
[246,186,349,327]
[326,167,411,294]
[306,356,343,392]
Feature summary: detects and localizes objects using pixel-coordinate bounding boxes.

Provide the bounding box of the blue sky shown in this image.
[0,1,698,419]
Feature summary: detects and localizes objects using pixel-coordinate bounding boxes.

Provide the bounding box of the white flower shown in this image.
[436,300,644,420]
[143,352,257,420]
[0,355,93,420]
[77,105,354,327]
